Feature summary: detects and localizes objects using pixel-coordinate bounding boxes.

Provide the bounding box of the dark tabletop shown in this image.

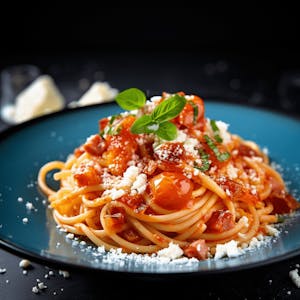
[1,49,300,300]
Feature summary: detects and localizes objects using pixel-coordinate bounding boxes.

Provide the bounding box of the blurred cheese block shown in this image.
[69,82,118,108]
[12,75,65,123]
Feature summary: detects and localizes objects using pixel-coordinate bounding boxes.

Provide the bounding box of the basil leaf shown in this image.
[130,115,157,134]
[151,94,187,123]
[188,100,199,124]
[194,149,211,171]
[204,135,230,162]
[210,119,223,143]
[156,121,177,140]
[116,88,146,110]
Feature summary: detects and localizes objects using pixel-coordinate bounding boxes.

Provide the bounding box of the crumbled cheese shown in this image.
[157,243,184,260]
[22,217,28,224]
[173,130,187,143]
[265,225,280,237]
[19,259,31,269]
[11,75,64,123]
[32,286,39,294]
[66,233,74,239]
[25,202,34,210]
[131,174,147,195]
[183,137,199,157]
[227,163,238,179]
[214,240,243,260]
[69,82,118,108]
[147,123,159,131]
[206,119,231,144]
[58,270,70,278]
[23,270,28,275]
[102,188,125,200]
[17,197,23,202]
[0,268,6,274]
[289,269,300,288]
[38,282,47,290]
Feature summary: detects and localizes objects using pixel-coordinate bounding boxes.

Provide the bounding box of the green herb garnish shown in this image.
[188,100,199,124]
[115,88,146,110]
[204,135,230,162]
[116,88,187,141]
[194,149,211,172]
[210,119,223,143]
[277,214,285,223]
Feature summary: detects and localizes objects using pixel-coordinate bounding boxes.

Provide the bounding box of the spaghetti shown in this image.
[38,90,299,260]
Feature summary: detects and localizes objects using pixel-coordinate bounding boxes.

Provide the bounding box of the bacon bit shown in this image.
[218,178,259,205]
[83,135,106,156]
[184,239,208,260]
[206,210,235,233]
[74,163,102,187]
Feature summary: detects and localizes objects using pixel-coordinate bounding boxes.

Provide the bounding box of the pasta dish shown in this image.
[38,89,299,260]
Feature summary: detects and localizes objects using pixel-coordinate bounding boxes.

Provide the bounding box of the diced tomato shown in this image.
[176,95,205,130]
[149,172,194,210]
[118,194,146,212]
[267,176,300,214]
[184,239,208,260]
[206,210,235,233]
[269,194,299,214]
[154,142,185,163]
[83,134,106,156]
[100,116,138,176]
[105,206,126,233]
[73,162,102,187]
[218,178,259,205]
[99,118,109,132]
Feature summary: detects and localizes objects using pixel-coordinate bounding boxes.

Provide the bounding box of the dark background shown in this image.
[1,5,300,300]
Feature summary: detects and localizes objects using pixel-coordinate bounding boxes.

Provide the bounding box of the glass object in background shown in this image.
[0,65,41,123]
[278,71,300,114]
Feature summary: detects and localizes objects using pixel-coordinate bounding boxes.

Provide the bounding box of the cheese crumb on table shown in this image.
[19,259,31,269]
[289,269,300,288]
[58,270,70,278]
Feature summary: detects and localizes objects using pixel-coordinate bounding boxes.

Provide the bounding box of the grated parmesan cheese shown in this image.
[157,243,184,260]
[289,269,300,288]
[214,240,243,260]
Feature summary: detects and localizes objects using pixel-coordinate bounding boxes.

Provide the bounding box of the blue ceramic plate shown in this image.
[1,102,300,275]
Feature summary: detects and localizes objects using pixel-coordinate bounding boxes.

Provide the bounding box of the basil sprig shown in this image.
[115,88,146,110]
[194,149,211,172]
[115,88,187,141]
[210,119,223,143]
[188,100,199,124]
[204,135,230,162]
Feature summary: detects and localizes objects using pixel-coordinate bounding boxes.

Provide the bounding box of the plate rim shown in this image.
[1,100,300,275]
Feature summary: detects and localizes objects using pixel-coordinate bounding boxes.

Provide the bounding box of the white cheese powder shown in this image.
[157,243,184,260]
